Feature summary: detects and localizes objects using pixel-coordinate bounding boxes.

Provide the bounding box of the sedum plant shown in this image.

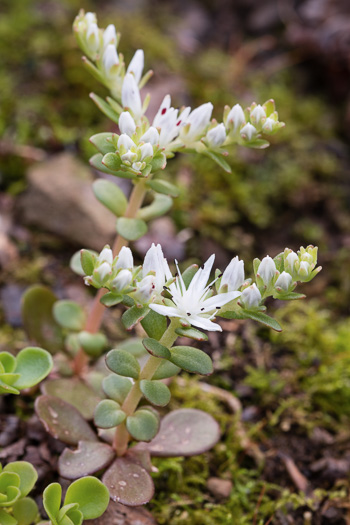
[16,8,322,513]
[0,460,108,525]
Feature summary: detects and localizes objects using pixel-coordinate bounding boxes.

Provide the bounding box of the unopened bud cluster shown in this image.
[73,10,285,181]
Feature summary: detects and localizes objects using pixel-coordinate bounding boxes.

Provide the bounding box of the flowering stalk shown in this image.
[113,318,180,456]
[73,179,148,376]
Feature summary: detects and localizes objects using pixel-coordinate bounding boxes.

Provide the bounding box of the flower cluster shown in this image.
[74,10,285,181]
[81,243,321,332]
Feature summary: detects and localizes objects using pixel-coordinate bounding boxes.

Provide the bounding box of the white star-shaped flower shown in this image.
[150,254,241,332]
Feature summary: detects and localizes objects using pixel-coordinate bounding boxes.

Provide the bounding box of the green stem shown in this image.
[73,179,148,376]
[113,319,180,456]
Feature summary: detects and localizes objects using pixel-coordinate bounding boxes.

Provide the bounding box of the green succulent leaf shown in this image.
[140,380,171,407]
[142,338,171,359]
[0,509,17,525]
[106,349,140,379]
[170,346,213,375]
[21,285,64,353]
[122,305,150,331]
[150,152,166,172]
[92,179,128,217]
[152,360,181,380]
[220,309,282,331]
[64,477,110,520]
[53,301,86,332]
[94,400,126,429]
[79,250,97,276]
[116,217,148,241]
[77,331,107,358]
[117,338,146,357]
[102,375,133,404]
[141,310,167,341]
[126,409,159,442]
[43,483,62,525]
[137,193,173,222]
[100,292,124,307]
[89,93,119,124]
[3,462,38,498]
[204,150,232,173]
[146,179,180,197]
[0,352,16,373]
[12,497,39,525]
[175,326,208,341]
[90,132,116,155]
[13,347,53,390]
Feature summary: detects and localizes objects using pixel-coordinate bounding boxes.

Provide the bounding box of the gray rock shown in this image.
[18,153,117,251]
[207,477,233,499]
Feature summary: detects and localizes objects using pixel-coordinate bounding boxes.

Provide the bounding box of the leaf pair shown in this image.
[0,348,53,395]
[43,477,109,525]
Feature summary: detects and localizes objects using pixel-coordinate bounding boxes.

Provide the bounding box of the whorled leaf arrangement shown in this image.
[14,7,322,514]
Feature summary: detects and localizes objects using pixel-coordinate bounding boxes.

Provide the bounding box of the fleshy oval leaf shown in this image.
[53,301,86,332]
[152,360,180,380]
[106,349,140,379]
[93,179,128,217]
[42,378,101,420]
[58,441,115,480]
[77,331,107,358]
[64,476,110,519]
[140,380,171,407]
[122,306,150,331]
[146,179,180,197]
[175,326,208,341]
[102,456,155,506]
[141,310,167,341]
[90,132,116,155]
[35,395,98,445]
[126,409,159,442]
[136,408,220,457]
[3,461,38,497]
[170,346,213,376]
[102,375,132,404]
[116,217,148,241]
[94,400,126,429]
[21,285,64,353]
[142,338,171,359]
[14,347,53,390]
[12,497,39,525]
[43,482,62,525]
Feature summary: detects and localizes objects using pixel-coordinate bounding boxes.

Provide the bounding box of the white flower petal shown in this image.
[127,49,144,85]
[119,112,136,136]
[189,315,222,332]
[122,73,142,121]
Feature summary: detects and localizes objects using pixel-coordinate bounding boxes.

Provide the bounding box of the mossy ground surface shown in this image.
[1,0,350,523]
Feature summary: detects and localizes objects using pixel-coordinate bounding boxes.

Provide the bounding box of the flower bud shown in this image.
[284,250,298,275]
[102,44,119,77]
[140,143,153,161]
[98,246,113,266]
[250,104,266,126]
[111,269,133,291]
[122,73,142,121]
[127,49,144,85]
[86,22,100,54]
[134,275,156,304]
[240,123,257,141]
[103,24,117,48]
[226,104,245,131]
[181,103,213,143]
[257,256,277,286]
[95,262,112,282]
[275,271,292,292]
[220,256,244,292]
[140,127,160,145]
[206,123,226,148]
[240,284,261,309]
[116,246,134,269]
[118,133,135,152]
[119,112,136,137]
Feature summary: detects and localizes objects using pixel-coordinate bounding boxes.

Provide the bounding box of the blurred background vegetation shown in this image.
[1,0,350,522]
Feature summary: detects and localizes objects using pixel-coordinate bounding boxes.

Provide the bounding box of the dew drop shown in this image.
[48,407,58,419]
[118,480,127,486]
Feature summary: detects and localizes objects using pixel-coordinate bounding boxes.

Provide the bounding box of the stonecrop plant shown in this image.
[10,8,322,519]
